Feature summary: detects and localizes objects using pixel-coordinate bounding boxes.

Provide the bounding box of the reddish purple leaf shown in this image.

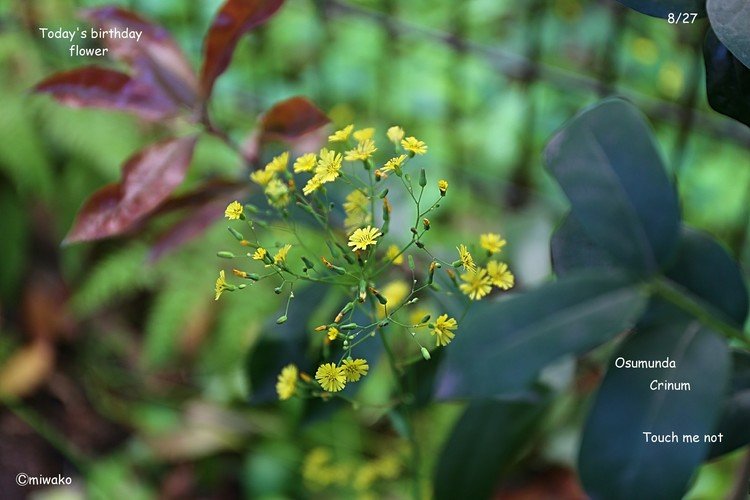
[34,67,179,120]
[83,6,199,110]
[64,136,199,244]
[259,96,330,141]
[200,0,285,99]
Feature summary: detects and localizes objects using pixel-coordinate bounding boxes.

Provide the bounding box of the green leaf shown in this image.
[550,213,617,277]
[544,98,680,276]
[707,0,750,69]
[704,27,750,128]
[435,272,647,399]
[579,310,730,500]
[615,0,705,18]
[708,349,750,458]
[434,392,550,500]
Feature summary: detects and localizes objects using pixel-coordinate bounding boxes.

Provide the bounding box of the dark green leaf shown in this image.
[544,98,680,276]
[704,27,750,128]
[615,0,705,18]
[435,272,647,399]
[550,213,618,277]
[434,392,550,500]
[707,0,750,69]
[579,311,730,500]
[708,349,750,458]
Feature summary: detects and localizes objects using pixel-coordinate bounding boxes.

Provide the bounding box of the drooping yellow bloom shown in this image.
[265,151,289,173]
[344,139,377,161]
[348,225,382,251]
[276,364,298,400]
[353,127,375,142]
[327,326,340,341]
[303,174,323,195]
[431,314,458,346]
[385,244,404,265]
[315,363,347,392]
[252,247,268,261]
[401,136,428,155]
[381,155,408,174]
[250,168,275,186]
[387,126,405,144]
[438,179,448,196]
[459,268,493,300]
[480,233,507,255]
[457,244,476,271]
[293,153,317,173]
[343,190,371,229]
[342,358,369,382]
[486,260,515,290]
[265,178,290,208]
[214,270,230,301]
[274,244,292,264]
[328,124,354,142]
[224,200,243,220]
[315,148,343,183]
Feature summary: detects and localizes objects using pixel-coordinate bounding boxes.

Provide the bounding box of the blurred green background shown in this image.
[1,0,749,498]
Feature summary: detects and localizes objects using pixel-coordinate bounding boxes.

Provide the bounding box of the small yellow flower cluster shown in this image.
[301,446,401,493]
[315,358,369,393]
[248,152,292,208]
[455,233,515,300]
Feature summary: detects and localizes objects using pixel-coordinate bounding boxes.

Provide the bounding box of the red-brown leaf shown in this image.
[200,0,285,99]
[83,6,199,110]
[34,67,179,120]
[64,136,198,244]
[259,96,330,141]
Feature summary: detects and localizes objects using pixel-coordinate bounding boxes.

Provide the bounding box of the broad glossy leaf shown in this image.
[34,67,178,120]
[434,392,550,500]
[550,213,617,277]
[83,7,199,109]
[579,311,729,500]
[435,272,647,400]
[544,98,680,276]
[201,0,285,99]
[704,27,750,128]
[260,96,330,141]
[708,349,750,458]
[707,0,750,69]
[615,0,705,18]
[64,136,198,244]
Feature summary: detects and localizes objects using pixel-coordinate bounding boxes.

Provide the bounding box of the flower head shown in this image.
[353,127,375,142]
[214,270,232,301]
[342,358,369,382]
[276,364,298,400]
[387,126,405,144]
[294,153,317,173]
[315,148,343,183]
[457,244,476,271]
[315,363,347,392]
[348,225,382,251]
[343,190,371,229]
[381,155,408,174]
[252,247,268,261]
[224,201,243,220]
[344,139,377,161]
[401,136,427,155]
[265,178,290,208]
[265,152,289,173]
[385,244,404,265]
[329,124,354,142]
[303,174,323,195]
[327,327,340,341]
[480,233,507,255]
[486,260,515,290]
[459,268,493,300]
[250,168,276,186]
[431,314,458,346]
[274,244,292,264]
[438,179,448,196]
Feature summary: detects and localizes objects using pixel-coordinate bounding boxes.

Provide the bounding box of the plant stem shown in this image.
[729,448,750,500]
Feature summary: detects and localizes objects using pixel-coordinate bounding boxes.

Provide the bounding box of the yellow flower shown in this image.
[343,190,371,229]
[459,268,493,300]
[265,152,289,173]
[486,261,515,290]
[348,225,382,251]
[480,233,507,255]
[401,136,427,155]
[327,327,340,341]
[385,244,404,265]
[250,168,275,186]
[293,153,317,173]
[276,364,298,400]
[381,155,408,174]
[342,358,369,382]
[264,178,290,208]
[315,363,347,392]
[387,126,405,144]
[344,139,377,161]
[457,244,476,271]
[214,270,231,301]
[252,247,267,261]
[274,244,292,264]
[328,124,354,142]
[438,179,448,196]
[315,148,343,183]
[431,314,458,346]
[303,174,323,195]
[353,127,375,142]
[224,200,243,220]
